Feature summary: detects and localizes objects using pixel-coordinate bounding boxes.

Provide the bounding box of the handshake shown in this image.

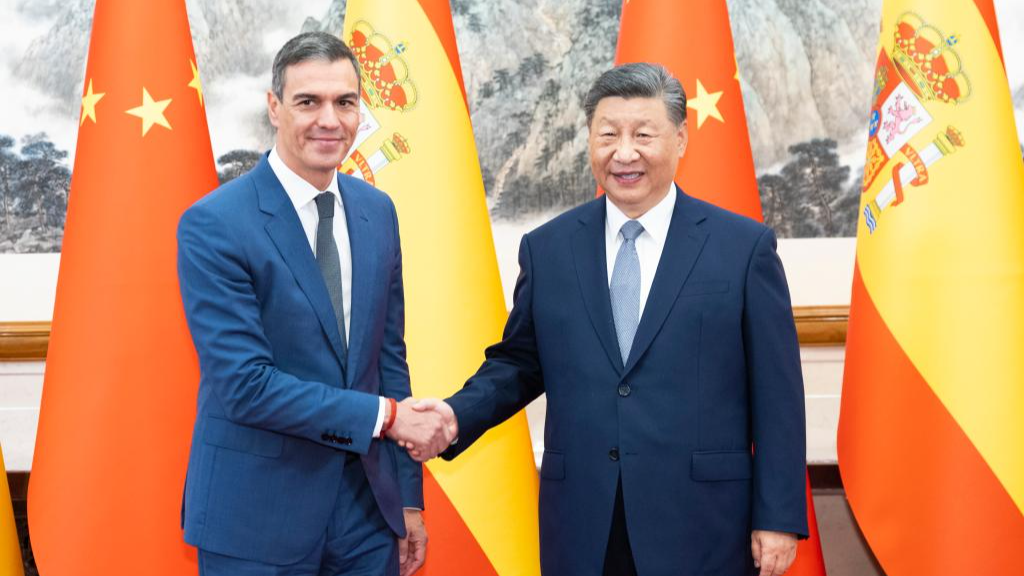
[383,398,458,462]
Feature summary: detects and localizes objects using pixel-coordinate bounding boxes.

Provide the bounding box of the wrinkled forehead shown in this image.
[589,96,679,127]
[280,56,361,96]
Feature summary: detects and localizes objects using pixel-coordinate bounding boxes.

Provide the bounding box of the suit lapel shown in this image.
[256,157,348,373]
[572,199,624,375]
[623,188,708,375]
[339,177,377,387]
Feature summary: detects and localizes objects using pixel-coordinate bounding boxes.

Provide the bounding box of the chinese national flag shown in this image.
[615,0,761,220]
[614,1,827,574]
[27,0,217,574]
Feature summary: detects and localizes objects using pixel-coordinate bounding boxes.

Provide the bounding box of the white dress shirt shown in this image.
[605,185,677,319]
[268,147,386,435]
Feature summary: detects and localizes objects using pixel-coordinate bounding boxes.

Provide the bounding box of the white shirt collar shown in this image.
[268,146,341,213]
[605,183,677,242]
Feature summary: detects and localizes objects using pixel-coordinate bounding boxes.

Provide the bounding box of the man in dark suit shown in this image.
[177,32,452,576]
[415,63,808,576]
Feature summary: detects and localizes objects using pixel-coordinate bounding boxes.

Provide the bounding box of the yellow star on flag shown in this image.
[687,79,724,129]
[125,87,172,136]
[80,79,105,126]
[188,59,204,107]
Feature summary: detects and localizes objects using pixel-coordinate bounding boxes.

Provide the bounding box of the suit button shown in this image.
[617,383,631,397]
[609,448,620,461]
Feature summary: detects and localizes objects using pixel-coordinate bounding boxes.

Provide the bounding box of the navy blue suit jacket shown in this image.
[445,188,807,575]
[177,156,421,565]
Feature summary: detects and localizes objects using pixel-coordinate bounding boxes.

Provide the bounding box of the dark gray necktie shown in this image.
[610,220,644,364]
[314,192,347,356]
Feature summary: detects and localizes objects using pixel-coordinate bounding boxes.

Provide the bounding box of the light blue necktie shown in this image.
[315,192,348,358]
[610,220,644,364]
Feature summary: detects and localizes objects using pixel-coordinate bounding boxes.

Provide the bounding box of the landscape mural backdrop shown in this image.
[1,0,1022,254]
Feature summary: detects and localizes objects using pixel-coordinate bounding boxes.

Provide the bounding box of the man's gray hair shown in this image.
[271,32,361,100]
[583,63,687,126]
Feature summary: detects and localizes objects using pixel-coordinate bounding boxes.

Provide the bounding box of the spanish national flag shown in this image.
[340,2,540,574]
[27,0,217,574]
[615,2,827,574]
[0,444,24,576]
[838,1,1024,573]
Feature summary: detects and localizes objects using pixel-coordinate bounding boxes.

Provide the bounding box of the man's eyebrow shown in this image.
[291,91,359,102]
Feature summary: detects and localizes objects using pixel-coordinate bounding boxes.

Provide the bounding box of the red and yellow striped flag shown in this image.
[340,2,540,574]
[27,0,217,573]
[838,1,1024,573]
[615,3,827,574]
[0,445,24,576]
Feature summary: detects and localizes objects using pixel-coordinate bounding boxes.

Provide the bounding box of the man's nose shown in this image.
[612,139,640,163]
[315,104,341,129]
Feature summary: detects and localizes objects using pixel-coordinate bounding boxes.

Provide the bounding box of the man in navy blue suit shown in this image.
[177,32,453,576]
[417,63,808,576]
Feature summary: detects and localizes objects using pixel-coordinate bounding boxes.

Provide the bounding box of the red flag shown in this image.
[614,0,761,220]
[614,2,827,574]
[27,0,217,573]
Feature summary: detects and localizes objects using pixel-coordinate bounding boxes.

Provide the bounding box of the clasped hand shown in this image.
[385,398,457,462]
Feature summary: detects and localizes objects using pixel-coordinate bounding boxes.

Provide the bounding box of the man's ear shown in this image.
[676,120,689,159]
[267,90,280,128]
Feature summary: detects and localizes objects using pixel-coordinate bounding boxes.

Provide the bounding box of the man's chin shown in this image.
[603,183,647,200]
[304,145,349,165]
[313,155,347,172]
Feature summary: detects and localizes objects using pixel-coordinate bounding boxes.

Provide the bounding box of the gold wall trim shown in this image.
[792,306,849,346]
[0,306,849,362]
[0,322,50,361]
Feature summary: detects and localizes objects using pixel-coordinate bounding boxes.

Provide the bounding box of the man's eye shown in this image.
[298,99,314,107]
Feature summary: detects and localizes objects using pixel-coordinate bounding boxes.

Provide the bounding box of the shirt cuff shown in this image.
[372,397,386,438]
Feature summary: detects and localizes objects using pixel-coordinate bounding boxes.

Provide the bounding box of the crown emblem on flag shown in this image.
[349,21,418,112]
[892,12,971,104]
